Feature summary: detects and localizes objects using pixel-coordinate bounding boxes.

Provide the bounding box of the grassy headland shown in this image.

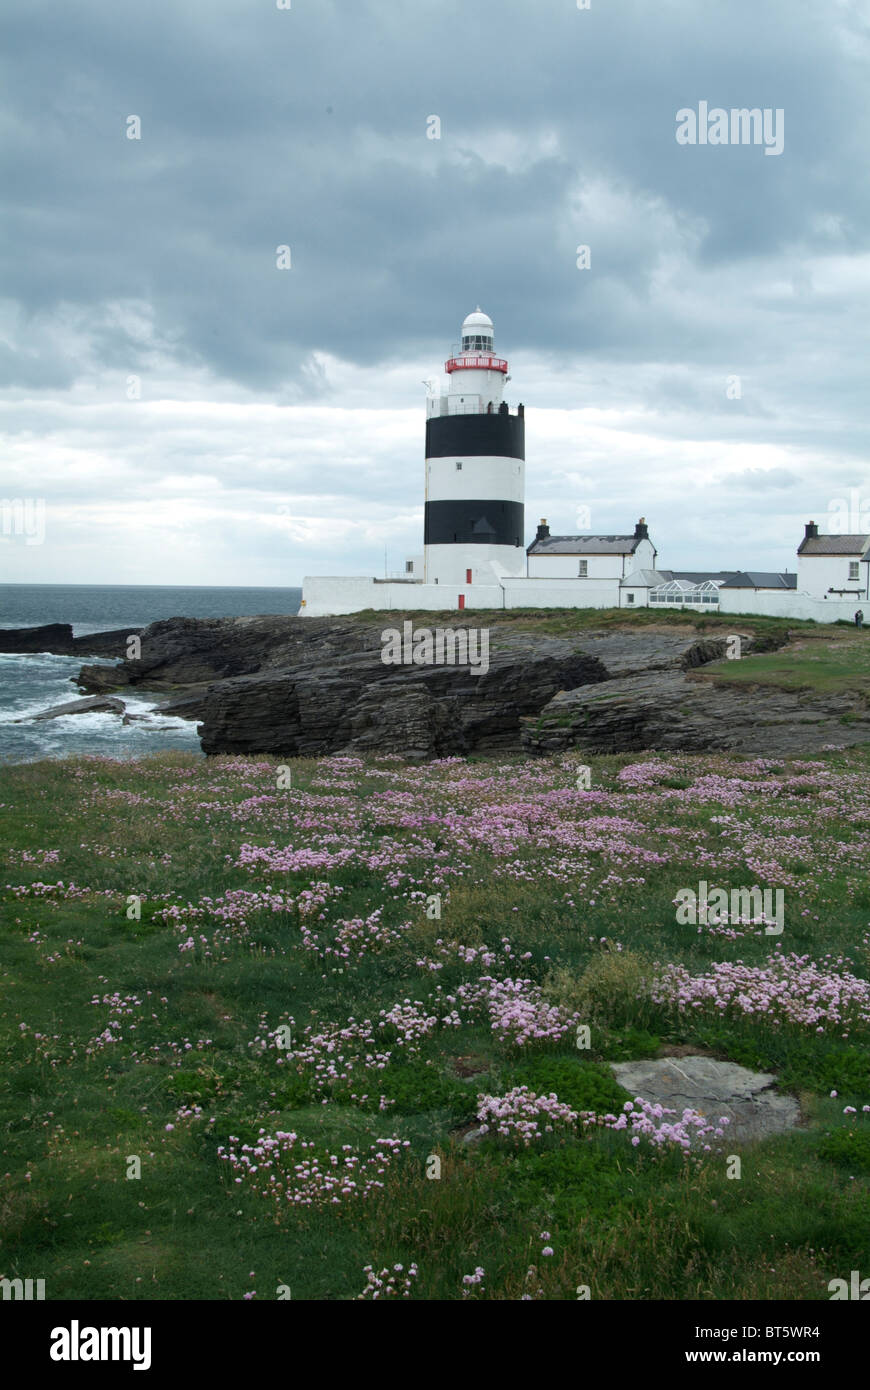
[1,742,869,1300]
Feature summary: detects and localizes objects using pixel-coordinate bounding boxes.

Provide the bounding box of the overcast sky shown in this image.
[2,0,870,587]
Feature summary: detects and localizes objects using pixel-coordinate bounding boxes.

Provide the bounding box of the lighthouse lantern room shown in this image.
[423,308,526,586]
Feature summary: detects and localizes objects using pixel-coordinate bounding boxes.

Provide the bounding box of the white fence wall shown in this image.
[301,576,866,624]
[717,589,863,622]
[501,578,619,609]
[300,576,505,616]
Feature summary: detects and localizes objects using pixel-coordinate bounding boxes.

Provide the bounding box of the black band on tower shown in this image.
[426,414,525,460]
[424,499,524,547]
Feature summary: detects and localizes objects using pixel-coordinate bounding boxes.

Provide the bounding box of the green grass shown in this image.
[1,744,869,1300]
[353,604,829,642]
[697,632,870,698]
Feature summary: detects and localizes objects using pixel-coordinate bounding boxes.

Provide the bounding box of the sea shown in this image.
[0,584,303,766]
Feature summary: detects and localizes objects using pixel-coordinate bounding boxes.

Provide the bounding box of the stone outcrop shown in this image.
[0,624,139,657]
[521,666,870,756]
[610,1057,800,1144]
[76,664,133,693]
[78,616,354,692]
[196,634,609,758]
[12,611,857,758]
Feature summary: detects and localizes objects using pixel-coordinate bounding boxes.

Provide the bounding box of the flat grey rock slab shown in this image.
[24,695,126,722]
[610,1056,800,1144]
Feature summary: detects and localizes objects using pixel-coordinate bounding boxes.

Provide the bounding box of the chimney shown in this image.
[805,520,819,540]
[535,518,550,543]
[634,517,649,540]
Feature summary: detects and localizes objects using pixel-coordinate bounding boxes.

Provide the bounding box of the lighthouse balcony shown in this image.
[427,394,524,419]
[445,354,508,374]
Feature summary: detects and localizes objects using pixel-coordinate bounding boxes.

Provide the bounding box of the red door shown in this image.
[458,594,465,610]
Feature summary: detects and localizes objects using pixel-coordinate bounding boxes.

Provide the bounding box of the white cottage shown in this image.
[796,522,870,602]
[527,519,657,582]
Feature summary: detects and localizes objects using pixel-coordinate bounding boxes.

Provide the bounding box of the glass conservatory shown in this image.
[649,579,721,607]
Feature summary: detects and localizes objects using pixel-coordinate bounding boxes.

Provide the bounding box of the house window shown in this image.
[626,593,634,604]
[405,561,414,574]
[849,561,859,581]
[578,560,588,577]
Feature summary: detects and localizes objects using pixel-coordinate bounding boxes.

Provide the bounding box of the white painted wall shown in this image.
[528,554,621,579]
[300,575,867,623]
[299,576,506,617]
[797,554,869,600]
[425,543,525,586]
[620,588,650,609]
[501,578,620,609]
[444,366,506,410]
[718,589,865,621]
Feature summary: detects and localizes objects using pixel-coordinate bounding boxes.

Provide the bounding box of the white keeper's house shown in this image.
[797,522,870,602]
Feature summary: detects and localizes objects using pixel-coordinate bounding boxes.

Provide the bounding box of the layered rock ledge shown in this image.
[12,611,856,758]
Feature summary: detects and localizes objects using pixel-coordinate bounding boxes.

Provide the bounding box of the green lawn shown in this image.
[699,633,870,698]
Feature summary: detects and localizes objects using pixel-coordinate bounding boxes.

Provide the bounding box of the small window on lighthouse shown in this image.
[456,461,462,470]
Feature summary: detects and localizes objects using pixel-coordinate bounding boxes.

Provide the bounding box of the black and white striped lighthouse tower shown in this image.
[423,308,525,586]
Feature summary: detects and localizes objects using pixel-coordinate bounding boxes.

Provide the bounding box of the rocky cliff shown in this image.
[522,668,870,757]
[42,612,867,758]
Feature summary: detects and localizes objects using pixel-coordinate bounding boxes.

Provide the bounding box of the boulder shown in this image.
[0,624,140,657]
[25,696,126,722]
[610,1056,800,1144]
[0,623,76,653]
[76,664,131,693]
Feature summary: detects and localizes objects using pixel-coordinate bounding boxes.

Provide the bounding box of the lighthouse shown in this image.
[423,308,526,586]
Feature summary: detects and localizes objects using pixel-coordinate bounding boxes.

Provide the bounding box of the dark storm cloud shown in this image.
[2,0,870,584]
[3,0,868,389]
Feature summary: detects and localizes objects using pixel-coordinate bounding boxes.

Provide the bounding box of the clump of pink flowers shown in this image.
[217,1131,411,1211]
[650,952,870,1036]
[476,1087,579,1145]
[448,976,579,1048]
[357,1262,419,1299]
[579,1098,730,1151]
[475,1088,729,1152]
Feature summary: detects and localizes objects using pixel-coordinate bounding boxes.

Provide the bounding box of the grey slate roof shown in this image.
[719,571,798,590]
[620,568,671,587]
[797,534,870,556]
[527,534,641,556]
